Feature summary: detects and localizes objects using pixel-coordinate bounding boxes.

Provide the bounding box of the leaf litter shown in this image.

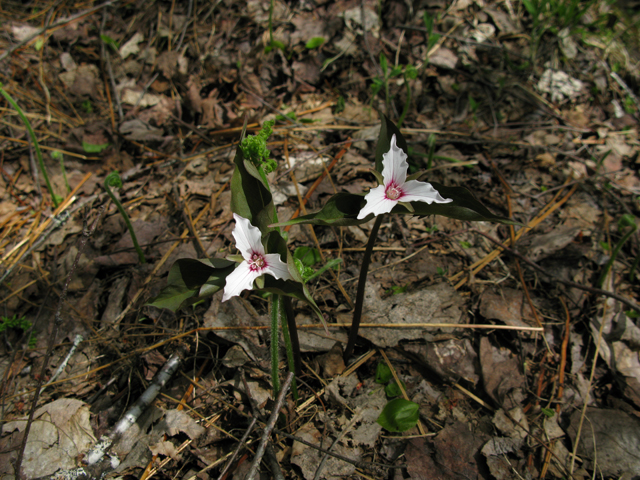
[0,0,639,479]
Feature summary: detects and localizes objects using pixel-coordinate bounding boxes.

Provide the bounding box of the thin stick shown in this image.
[245,372,294,480]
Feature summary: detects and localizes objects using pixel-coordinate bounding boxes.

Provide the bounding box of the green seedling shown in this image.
[0,83,60,207]
[264,0,286,54]
[82,141,110,153]
[100,34,119,53]
[305,37,325,49]
[598,214,637,288]
[103,171,146,264]
[423,11,441,52]
[541,407,555,417]
[81,100,93,113]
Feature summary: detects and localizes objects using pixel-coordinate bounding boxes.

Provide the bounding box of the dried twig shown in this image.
[245,372,294,480]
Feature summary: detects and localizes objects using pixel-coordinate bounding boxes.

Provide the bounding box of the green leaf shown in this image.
[377,398,420,432]
[147,258,235,311]
[230,140,277,233]
[541,407,555,418]
[82,141,110,153]
[272,183,515,228]
[379,52,388,74]
[305,37,325,49]
[294,246,322,267]
[385,381,404,398]
[375,362,393,384]
[100,34,119,52]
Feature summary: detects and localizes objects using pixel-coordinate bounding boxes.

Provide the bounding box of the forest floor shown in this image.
[1,0,640,479]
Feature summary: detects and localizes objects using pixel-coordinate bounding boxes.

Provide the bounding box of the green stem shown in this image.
[270,294,282,396]
[281,296,299,400]
[0,83,59,207]
[344,214,384,360]
[103,172,146,264]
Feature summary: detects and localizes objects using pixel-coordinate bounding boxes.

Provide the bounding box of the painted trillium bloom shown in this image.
[222,214,292,302]
[357,134,452,219]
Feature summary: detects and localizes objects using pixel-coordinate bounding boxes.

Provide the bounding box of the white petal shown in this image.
[231,214,265,261]
[381,134,409,187]
[357,185,397,219]
[401,180,452,204]
[222,261,260,302]
[263,254,293,281]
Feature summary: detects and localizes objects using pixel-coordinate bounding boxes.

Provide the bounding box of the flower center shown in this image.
[385,185,402,200]
[249,253,266,271]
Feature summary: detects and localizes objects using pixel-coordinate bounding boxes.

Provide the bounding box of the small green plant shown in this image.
[293,246,342,283]
[305,37,325,49]
[81,100,93,113]
[541,407,555,417]
[623,95,636,114]
[103,171,146,264]
[385,284,407,296]
[335,96,345,114]
[0,83,61,207]
[0,315,36,348]
[460,240,472,249]
[100,34,119,53]
[423,12,441,52]
[264,0,285,54]
[436,266,448,276]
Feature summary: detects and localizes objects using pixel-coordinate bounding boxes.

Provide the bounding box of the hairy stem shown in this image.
[344,214,384,360]
[270,294,282,396]
[103,171,146,264]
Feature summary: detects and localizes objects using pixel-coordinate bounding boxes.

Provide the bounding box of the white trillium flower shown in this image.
[222,214,292,302]
[357,134,452,220]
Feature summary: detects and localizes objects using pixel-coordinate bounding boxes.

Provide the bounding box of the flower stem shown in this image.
[103,171,146,264]
[270,294,281,396]
[344,214,384,360]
